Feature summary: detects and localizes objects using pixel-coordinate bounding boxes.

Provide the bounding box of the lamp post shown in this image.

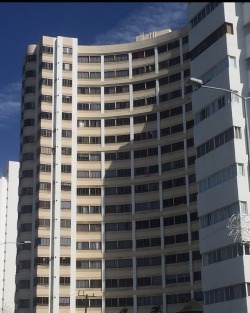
[189,77,250,177]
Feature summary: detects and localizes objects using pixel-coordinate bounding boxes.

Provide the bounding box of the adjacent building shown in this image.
[188,2,250,313]
[16,24,202,313]
[0,161,19,313]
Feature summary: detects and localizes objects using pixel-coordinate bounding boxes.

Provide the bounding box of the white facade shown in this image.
[0,162,20,313]
[188,2,250,313]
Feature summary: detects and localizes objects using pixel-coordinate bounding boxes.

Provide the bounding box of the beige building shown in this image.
[16,26,201,313]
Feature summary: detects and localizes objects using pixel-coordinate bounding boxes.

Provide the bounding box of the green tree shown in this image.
[119,308,128,313]
[151,305,162,313]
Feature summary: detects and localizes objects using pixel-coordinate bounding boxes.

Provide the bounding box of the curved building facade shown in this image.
[16,27,201,313]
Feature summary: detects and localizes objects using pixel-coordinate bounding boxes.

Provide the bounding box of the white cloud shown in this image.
[0,82,21,128]
[93,2,188,45]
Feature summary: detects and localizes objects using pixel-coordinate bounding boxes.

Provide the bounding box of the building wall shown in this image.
[16,27,201,313]
[188,2,250,313]
[0,161,19,313]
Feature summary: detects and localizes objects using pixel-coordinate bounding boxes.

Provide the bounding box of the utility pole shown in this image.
[84,294,88,313]
[78,291,96,313]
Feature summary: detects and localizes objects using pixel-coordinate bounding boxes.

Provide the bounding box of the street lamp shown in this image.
[189,77,250,241]
[188,77,250,168]
[0,241,31,246]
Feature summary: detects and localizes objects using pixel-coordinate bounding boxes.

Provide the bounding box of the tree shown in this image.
[151,305,162,313]
[119,308,128,313]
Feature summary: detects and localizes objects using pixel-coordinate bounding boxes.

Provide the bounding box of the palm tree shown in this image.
[151,305,162,313]
[119,308,128,313]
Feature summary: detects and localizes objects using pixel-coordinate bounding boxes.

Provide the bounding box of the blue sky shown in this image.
[0,2,188,176]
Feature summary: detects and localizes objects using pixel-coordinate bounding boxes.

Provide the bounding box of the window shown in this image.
[62,95,72,103]
[90,242,101,250]
[25,86,36,94]
[198,163,241,193]
[40,46,53,54]
[76,280,89,288]
[40,62,53,70]
[116,69,129,77]
[105,71,115,78]
[190,2,221,29]
[60,257,70,266]
[40,78,52,86]
[34,297,49,306]
[23,102,35,110]
[62,129,72,137]
[202,56,236,84]
[61,201,71,209]
[61,164,71,173]
[132,50,145,59]
[77,153,89,161]
[61,147,72,155]
[105,86,115,94]
[90,87,101,94]
[36,201,50,210]
[191,23,234,60]
[77,170,89,178]
[60,277,70,285]
[62,79,72,87]
[90,56,101,63]
[39,112,52,120]
[26,54,36,62]
[61,219,71,228]
[77,102,89,110]
[104,55,114,62]
[37,182,51,191]
[60,238,71,246]
[63,63,72,71]
[77,224,89,232]
[76,242,89,250]
[76,260,89,268]
[169,56,180,67]
[63,47,72,54]
[90,171,101,178]
[37,219,50,228]
[90,103,101,110]
[61,182,71,191]
[105,102,115,110]
[62,112,72,120]
[78,71,89,78]
[36,238,50,246]
[78,56,89,63]
[34,277,49,286]
[78,87,89,94]
[22,169,33,178]
[90,72,101,79]
[40,94,52,102]
[133,67,145,75]
[115,54,128,61]
[59,297,70,306]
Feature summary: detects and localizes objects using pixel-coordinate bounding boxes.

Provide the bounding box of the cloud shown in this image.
[93,2,188,45]
[0,82,21,128]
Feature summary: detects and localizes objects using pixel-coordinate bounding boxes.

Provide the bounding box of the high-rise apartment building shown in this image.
[0,161,19,313]
[188,2,250,313]
[16,24,202,313]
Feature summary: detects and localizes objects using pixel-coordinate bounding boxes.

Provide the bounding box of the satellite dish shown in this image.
[227,213,250,243]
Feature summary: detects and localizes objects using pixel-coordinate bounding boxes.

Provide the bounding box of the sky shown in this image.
[0,2,188,176]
